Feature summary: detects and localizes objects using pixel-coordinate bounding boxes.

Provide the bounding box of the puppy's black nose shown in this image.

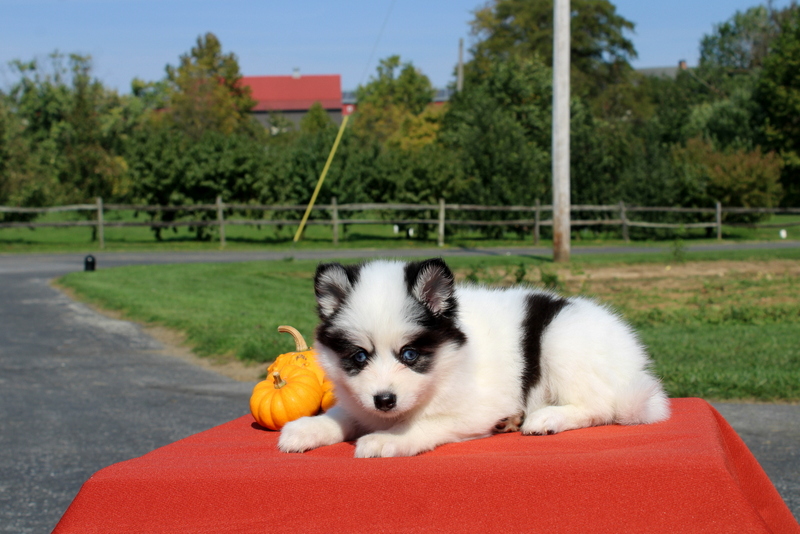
[373,392,397,411]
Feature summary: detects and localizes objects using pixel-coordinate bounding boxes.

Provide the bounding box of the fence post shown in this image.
[533,198,540,245]
[216,195,226,248]
[96,197,105,249]
[438,198,446,247]
[619,201,629,243]
[332,196,339,245]
[716,201,722,240]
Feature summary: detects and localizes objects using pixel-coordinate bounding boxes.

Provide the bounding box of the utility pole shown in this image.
[457,38,464,92]
[552,0,571,262]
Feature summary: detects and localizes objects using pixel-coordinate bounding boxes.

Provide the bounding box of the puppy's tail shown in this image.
[615,374,671,426]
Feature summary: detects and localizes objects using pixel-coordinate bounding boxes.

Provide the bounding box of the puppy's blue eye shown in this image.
[400,348,419,364]
[353,350,368,363]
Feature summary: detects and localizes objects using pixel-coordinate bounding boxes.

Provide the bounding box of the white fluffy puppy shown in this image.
[278,258,670,458]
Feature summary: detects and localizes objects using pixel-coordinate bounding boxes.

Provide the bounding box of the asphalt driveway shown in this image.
[1,247,797,531]
[0,261,255,533]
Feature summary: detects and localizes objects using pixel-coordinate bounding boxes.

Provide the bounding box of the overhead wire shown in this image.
[292,0,397,248]
[358,0,398,87]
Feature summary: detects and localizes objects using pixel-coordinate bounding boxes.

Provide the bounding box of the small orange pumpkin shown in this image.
[321,379,336,412]
[267,325,337,412]
[267,326,326,385]
[250,366,323,430]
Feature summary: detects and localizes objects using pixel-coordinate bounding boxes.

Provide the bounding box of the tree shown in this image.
[353,56,436,144]
[164,33,258,139]
[699,4,794,71]
[682,88,759,151]
[299,102,336,135]
[389,105,447,151]
[60,55,130,203]
[356,55,435,114]
[0,95,36,212]
[131,77,170,111]
[469,0,637,98]
[125,123,270,240]
[755,6,800,205]
[439,55,552,212]
[440,53,638,217]
[671,137,783,218]
[121,33,272,239]
[5,53,133,208]
[695,4,800,103]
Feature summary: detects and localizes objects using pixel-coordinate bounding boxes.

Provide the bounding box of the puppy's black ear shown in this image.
[314,262,361,319]
[406,258,456,317]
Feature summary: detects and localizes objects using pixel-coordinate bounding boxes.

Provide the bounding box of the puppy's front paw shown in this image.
[521,406,568,435]
[278,415,345,453]
[355,433,411,458]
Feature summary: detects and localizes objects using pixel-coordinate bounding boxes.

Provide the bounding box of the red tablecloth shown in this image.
[54,398,798,533]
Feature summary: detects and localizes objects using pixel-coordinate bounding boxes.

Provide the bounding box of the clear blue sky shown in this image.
[0,0,791,94]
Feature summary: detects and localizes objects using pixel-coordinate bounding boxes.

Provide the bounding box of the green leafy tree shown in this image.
[60,55,130,202]
[356,55,436,114]
[635,6,794,157]
[299,102,336,135]
[125,124,269,240]
[672,137,783,218]
[755,6,800,205]
[636,70,716,146]
[469,0,637,99]
[131,77,170,111]
[5,55,71,210]
[122,33,272,239]
[353,56,436,144]
[682,88,759,150]
[5,53,133,210]
[694,4,798,110]
[700,4,792,71]
[0,96,41,214]
[439,55,552,216]
[440,53,635,216]
[164,32,258,139]
[389,104,447,151]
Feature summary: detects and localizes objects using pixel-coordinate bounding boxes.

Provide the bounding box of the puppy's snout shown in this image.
[373,392,397,412]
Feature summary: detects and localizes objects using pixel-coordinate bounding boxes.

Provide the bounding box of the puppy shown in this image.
[278,258,670,458]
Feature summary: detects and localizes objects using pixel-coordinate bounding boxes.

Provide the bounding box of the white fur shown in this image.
[279,260,670,457]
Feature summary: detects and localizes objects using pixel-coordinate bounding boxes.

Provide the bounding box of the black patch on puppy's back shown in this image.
[520,293,569,399]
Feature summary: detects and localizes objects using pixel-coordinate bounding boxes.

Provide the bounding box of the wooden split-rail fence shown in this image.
[1,196,798,248]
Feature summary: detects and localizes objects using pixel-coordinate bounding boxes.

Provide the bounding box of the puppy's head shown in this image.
[313,258,465,419]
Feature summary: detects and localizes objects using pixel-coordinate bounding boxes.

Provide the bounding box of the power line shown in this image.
[358,0,398,87]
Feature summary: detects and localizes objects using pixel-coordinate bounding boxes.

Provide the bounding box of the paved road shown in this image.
[1,239,799,273]
[1,246,798,531]
[0,263,255,533]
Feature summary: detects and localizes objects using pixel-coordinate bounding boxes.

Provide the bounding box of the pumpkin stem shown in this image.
[277,325,309,351]
[272,371,287,389]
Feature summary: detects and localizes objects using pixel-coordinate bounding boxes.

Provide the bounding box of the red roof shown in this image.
[240,75,342,112]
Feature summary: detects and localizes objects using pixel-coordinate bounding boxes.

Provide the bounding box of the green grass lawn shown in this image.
[57,249,800,401]
[3,209,799,253]
[641,324,799,400]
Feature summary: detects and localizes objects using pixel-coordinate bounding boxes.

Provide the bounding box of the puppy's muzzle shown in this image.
[373,392,397,412]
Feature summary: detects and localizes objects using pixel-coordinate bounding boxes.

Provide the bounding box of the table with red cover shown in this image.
[54,398,799,533]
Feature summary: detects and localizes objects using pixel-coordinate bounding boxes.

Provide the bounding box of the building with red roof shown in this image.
[240,72,343,130]
[240,71,451,132]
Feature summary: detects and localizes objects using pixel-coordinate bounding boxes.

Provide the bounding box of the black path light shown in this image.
[84,255,96,272]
